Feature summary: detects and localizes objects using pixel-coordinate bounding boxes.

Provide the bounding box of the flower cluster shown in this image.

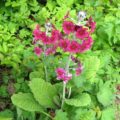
[56,68,72,83]
[33,23,62,56]
[59,17,95,54]
[33,11,96,84]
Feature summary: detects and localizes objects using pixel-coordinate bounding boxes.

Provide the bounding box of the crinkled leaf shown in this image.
[29,78,57,108]
[0,110,13,120]
[101,107,115,120]
[11,93,43,112]
[97,82,114,106]
[54,110,68,120]
[65,93,91,107]
[75,108,96,120]
[84,56,100,80]
[29,71,44,80]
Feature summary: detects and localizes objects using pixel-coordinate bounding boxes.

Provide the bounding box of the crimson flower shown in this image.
[34,47,42,56]
[76,27,89,39]
[45,46,57,56]
[33,28,41,40]
[59,39,70,52]
[56,68,72,83]
[63,21,75,34]
[87,17,96,33]
[56,68,66,80]
[68,41,80,53]
[76,64,83,76]
[79,36,93,53]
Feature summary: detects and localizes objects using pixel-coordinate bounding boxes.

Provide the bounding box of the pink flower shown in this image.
[56,68,72,83]
[56,68,66,80]
[45,46,57,56]
[33,28,41,40]
[34,47,42,56]
[51,30,61,39]
[33,27,47,42]
[59,39,70,52]
[63,73,72,83]
[42,36,51,45]
[41,30,61,44]
[87,17,96,33]
[39,32,46,41]
[63,21,75,34]
[79,36,93,53]
[75,27,89,39]
[68,41,80,53]
[76,64,83,76]
[49,36,58,44]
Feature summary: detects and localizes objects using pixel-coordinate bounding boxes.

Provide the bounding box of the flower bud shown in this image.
[77,11,86,22]
[45,22,52,31]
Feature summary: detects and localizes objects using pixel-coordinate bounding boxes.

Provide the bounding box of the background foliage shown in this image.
[0,0,120,120]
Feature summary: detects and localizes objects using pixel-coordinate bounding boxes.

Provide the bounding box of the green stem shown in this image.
[41,111,53,120]
[44,65,48,81]
[65,54,72,72]
[68,87,71,98]
[61,82,66,108]
[43,28,49,82]
[61,54,72,109]
[43,45,48,82]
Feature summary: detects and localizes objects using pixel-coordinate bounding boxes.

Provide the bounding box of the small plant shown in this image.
[33,11,95,109]
[11,11,97,120]
[11,11,97,119]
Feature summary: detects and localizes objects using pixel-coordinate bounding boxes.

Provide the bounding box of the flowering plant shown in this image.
[33,11,96,108]
[11,11,101,120]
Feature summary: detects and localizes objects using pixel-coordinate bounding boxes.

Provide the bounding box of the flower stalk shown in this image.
[43,23,51,82]
[61,54,72,108]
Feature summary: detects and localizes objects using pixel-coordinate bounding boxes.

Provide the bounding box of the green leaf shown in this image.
[54,110,68,120]
[0,117,12,120]
[97,82,114,106]
[11,93,43,112]
[75,108,96,120]
[84,56,100,81]
[104,23,114,41]
[29,71,44,80]
[29,78,57,108]
[2,42,8,53]
[73,56,101,87]
[0,110,13,120]
[65,93,91,107]
[101,107,115,120]
[46,0,56,11]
